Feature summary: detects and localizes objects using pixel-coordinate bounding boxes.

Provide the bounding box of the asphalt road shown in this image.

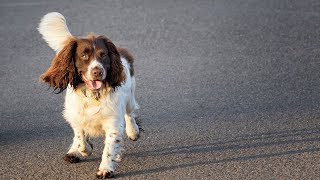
[1,0,320,179]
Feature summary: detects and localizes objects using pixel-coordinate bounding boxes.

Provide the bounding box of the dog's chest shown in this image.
[79,92,106,120]
[74,92,109,136]
[83,98,101,116]
[64,87,118,136]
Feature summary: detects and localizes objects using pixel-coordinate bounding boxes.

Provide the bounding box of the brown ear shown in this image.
[100,36,125,89]
[40,38,80,93]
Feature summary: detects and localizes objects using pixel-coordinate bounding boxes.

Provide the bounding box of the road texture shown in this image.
[1,0,320,179]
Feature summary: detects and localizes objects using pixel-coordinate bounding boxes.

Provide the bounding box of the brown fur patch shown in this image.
[117,47,134,76]
[40,37,81,93]
[97,36,126,89]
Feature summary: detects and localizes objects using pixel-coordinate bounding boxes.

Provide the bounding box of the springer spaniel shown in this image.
[38,12,140,178]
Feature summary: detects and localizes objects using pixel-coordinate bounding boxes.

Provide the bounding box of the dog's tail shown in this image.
[38,12,73,53]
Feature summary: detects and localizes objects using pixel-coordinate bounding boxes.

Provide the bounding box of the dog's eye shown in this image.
[100,52,107,58]
[81,54,89,60]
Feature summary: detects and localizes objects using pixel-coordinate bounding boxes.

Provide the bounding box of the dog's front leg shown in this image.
[96,119,124,179]
[64,128,92,163]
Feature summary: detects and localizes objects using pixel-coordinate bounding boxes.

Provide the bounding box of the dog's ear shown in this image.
[40,38,81,93]
[99,36,125,89]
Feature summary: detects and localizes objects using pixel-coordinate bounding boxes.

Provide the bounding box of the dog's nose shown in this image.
[91,67,103,79]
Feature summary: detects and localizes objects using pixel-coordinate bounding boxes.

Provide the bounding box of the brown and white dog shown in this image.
[38,12,140,178]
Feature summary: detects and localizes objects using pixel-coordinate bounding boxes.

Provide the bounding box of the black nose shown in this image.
[91,67,103,78]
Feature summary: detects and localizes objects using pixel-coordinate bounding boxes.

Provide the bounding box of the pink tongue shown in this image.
[88,80,102,90]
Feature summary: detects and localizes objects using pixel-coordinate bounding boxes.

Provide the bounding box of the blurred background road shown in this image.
[1,0,319,179]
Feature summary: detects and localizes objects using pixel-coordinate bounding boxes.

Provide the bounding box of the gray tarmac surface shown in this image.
[1,0,320,179]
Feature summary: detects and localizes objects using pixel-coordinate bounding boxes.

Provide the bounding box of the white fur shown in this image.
[38,12,140,177]
[86,60,107,80]
[38,12,72,53]
[64,58,139,174]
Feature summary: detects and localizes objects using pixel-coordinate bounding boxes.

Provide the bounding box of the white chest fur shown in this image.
[63,86,117,136]
[62,58,133,137]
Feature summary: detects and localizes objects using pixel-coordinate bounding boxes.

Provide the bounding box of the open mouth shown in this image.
[82,75,103,91]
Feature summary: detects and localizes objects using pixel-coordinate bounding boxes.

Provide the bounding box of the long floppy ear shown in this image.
[40,38,80,93]
[100,36,125,89]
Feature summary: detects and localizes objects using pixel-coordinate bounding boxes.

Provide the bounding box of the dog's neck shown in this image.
[77,84,110,101]
[81,89,100,100]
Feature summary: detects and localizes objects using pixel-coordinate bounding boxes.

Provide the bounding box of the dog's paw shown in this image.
[64,154,80,163]
[127,123,140,141]
[96,169,115,179]
[128,132,139,141]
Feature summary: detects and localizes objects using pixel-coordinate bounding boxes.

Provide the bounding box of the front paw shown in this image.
[96,169,115,179]
[64,154,80,163]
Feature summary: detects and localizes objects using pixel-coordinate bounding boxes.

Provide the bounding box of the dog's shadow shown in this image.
[118,127,320,178]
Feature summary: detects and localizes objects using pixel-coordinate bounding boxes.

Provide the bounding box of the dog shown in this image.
[38,12,140,178]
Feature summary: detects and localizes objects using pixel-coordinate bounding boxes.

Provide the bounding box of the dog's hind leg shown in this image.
[124,77,139,141]
[125,111,140,141]
[125,77,140,141]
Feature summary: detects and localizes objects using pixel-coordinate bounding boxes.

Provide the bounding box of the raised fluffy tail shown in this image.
[38,12,72,53]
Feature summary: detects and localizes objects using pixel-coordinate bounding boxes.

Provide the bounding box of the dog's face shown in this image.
[75,37,109,91]
[40,35,125,93]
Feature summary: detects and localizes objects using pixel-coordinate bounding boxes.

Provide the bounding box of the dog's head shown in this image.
[38,12,125,93]
[40,35,125,93]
